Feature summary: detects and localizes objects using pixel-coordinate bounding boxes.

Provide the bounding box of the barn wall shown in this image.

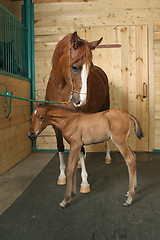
[0,75,31,175]
[34,0,160,151]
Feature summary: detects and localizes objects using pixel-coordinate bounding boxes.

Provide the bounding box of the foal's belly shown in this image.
[81,115,110,145]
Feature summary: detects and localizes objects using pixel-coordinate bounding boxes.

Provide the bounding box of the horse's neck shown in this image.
[49,39,71,86]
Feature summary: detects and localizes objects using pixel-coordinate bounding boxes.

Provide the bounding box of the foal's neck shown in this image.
[48,107,77,129]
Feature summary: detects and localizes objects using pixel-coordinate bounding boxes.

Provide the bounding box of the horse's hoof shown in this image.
[57,177,66,185]
[123,202,131,207]
[80,184,90,193]
[105,158,111,164]
[77,162,81,169]
[125,191,129,197]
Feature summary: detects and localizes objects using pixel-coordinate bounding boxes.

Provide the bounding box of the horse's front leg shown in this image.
[53,127,66,185]
[79,147,90,193]
[59,144,81,208]
[105,140,111,164]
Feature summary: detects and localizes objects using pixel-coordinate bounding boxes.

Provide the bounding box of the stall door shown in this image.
[81,26,149,151]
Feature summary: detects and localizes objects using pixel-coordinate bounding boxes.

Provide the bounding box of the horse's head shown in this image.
[28,103,48,141]
[69,32,103,107]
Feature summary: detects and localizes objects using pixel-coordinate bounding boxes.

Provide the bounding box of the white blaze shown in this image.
[80,63,89,105]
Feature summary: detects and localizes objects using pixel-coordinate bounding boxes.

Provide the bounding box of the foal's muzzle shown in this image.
[28,131,37,141]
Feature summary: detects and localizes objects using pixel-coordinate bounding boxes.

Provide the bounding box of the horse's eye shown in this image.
[39,116,44,121]
[72,65,79,72]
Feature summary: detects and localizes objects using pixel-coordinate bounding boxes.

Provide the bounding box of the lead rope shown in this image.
[0,40,89,118]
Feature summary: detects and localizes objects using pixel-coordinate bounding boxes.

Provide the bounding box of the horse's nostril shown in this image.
[28,132,36,140]
[76,101,81,106]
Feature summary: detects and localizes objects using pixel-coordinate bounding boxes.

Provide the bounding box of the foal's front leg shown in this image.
[59,144,81,208]
[53,127,66,185]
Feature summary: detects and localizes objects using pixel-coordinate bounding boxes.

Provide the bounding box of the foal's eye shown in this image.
[39,116,44,121]
[72,65,79,72]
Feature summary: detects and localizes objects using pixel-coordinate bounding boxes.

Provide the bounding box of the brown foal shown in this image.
[28,103,143,208]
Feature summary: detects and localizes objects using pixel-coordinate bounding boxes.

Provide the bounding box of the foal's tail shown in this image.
[128,114,144,139]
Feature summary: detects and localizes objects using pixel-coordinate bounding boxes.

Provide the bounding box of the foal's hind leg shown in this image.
[105,140,111,164]
[120,143,136,206]
[112,137,137,206]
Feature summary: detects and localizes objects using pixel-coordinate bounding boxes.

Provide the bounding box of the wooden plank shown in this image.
[0,74,31,174]
[154,24,160,31]
[34,0,96,5]
[154,32,160,40]
[35,42,57,51]
[126,26,137,150]
[0,142,31,175]
[36,136,70,150]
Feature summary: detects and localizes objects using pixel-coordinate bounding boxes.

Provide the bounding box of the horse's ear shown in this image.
[71,31,80,49]
[89,37,103,50]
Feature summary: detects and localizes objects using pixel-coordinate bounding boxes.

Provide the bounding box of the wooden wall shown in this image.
[34,0,160,151]
[0,75,31,175]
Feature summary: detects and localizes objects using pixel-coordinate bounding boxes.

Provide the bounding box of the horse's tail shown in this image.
[128,114,144,139]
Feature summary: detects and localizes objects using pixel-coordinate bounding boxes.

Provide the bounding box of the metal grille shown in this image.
[0,4,28,78]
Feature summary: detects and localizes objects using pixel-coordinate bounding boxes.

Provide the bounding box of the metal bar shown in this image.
[0,4,28,78]
[25,0,31,80]
[97,44,121,48]
[0,92,61,104]
[0,4,27,31]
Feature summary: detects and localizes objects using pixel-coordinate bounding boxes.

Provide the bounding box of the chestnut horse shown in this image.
[28,104,143,208]
[44,32,110,192]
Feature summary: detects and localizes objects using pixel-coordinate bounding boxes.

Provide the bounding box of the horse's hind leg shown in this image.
[105,140,111,164]
[112,137,137,206]
[79,147,90,193]
[53,127,66,185]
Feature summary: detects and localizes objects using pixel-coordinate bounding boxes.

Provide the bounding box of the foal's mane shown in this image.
[47,104,76,113]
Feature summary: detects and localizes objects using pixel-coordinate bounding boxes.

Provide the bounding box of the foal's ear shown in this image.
[71,31,81,49]
[33,102,39,109]
[89,37,103,50]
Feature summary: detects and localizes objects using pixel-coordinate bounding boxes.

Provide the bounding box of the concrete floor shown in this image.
[0,152,55,215]
[1,152,160,240]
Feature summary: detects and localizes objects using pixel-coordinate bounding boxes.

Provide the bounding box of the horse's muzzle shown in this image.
[28,131,37,141]
[71,92,86,107]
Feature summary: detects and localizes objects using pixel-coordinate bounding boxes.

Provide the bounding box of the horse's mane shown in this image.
[51,33,92,67]
[51,34,72,65]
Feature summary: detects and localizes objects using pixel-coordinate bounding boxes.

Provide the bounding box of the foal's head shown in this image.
[69,32,102,107]
[28,103,48,141]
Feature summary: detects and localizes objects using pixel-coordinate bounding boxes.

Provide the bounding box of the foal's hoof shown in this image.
[123,202,131,207]
[59,200,68,209]
[57,177,66,185]
[80,184,90,193]
[105,158,111,164]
